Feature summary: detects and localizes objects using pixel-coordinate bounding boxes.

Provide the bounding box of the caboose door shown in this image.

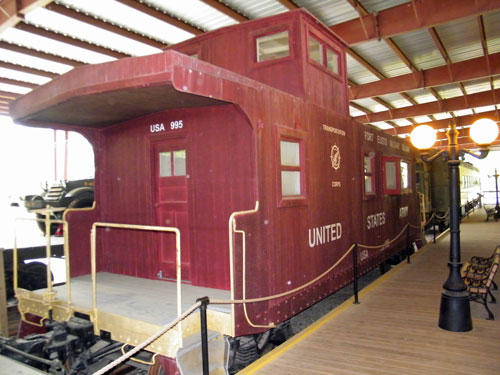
[153,141,191,281]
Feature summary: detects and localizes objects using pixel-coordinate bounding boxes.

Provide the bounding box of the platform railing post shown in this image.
[353,244,359,304]
[433,214,436,243]
[197,296,210,375]
[406,225,411,264]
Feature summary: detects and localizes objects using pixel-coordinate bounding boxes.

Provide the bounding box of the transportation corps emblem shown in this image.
[330,145,341,170]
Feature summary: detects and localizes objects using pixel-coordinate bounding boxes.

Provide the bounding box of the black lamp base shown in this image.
[438,292,472,332]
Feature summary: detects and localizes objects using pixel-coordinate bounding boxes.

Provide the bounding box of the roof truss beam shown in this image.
[349,53,500,100]
[45,3,166,49]
[114,0,203,36]
[0,41,83,66]
[384,109,499,137]
[354,89,500,123]
[330,0,500,45]
[15,21,130,59]
[0,0,53,32]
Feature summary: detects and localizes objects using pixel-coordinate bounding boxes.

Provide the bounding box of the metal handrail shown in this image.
[90,222,182,343]
[14,207,67,324]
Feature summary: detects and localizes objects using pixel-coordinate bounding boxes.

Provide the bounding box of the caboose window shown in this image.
[385,161,398,190]
[308,32,340,75]
[400,160,410,190]
[326,48,339,74]
[383,157,411,194]
[308,36,322,65]
[256,30,290,62]
[159,149,186,177]
[363,154,375,195]
[280,140,302,196]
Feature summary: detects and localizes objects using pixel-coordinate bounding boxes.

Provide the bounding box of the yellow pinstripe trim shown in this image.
[238,238,434,374]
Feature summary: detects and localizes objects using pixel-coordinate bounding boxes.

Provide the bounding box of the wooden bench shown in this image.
[462,247,499,320]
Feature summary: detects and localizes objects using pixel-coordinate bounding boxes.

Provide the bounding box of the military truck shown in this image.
[23,179,94,234]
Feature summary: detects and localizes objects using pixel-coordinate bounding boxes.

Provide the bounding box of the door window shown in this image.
[159,149,186,177]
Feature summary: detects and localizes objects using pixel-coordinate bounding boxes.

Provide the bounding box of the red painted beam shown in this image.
[385,110,499,135]
[350,53,500,100]
[354,89,500,123]
[330,0,500,45]
[0,0,53,32]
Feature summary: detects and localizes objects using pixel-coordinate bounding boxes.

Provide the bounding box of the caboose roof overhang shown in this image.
[8,50,257,128]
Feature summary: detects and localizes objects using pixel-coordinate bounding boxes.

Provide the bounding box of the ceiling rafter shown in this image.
[14,21,130,59]
[355,88,500,123]
[330,0,500,45]
[347,46,417,125]
[0,60,58,78]
[45,2,166,49]
[385,109,500,135]
[0,0,53,32]
[349,53,500,100]
[0,41,84,66]
[0,89,22,100]
[114,0,204,36]
[276,0,298,10]
[199,0,249,22]
[0,77,38,89]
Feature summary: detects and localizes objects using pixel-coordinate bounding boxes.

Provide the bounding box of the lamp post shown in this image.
[488,168,500,219]
[410,118,499,332]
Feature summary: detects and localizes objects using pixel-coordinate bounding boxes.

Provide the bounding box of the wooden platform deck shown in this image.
[34,272,231,325]
[240,210,500,375]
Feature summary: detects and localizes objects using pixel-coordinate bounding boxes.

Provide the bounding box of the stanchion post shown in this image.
[353,244,359,304]
[197,296,210,375]
[433,214,436,243]
[406,225,411,264]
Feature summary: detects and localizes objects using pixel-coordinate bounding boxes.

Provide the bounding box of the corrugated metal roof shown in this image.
[0,27,115,64]
[484,11,500,53]
[434,83,463,100]
[405,88,438,104]
[0,0,498,139]
[391,29,447,71]
[24,7,161,56]
[144,0,237,31]
[463,77,494,94]
[346,54,379,85]
[435,16,483,63]
[361,0,411,13]
[224,0,288,19]
[350,40,412,78]
[376,93,413,109]
[60,0,196,44]
[351,98,388,113]
[293,0,358,25]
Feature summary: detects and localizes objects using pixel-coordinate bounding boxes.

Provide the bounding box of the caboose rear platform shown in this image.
[18,273,231,358]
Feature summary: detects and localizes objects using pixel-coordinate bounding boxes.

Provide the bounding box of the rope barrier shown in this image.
[435,209,450,220]
[92,301,201,375]
[357,224,409,250]
[92,221,417,374]
[211,244,356,305]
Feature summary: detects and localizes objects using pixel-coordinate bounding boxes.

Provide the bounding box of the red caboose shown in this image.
[10,9,420,373]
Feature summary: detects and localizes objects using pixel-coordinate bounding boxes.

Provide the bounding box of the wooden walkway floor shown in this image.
[239,210,500,375]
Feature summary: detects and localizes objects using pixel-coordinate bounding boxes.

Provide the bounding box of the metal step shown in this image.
[176,330,228,375]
